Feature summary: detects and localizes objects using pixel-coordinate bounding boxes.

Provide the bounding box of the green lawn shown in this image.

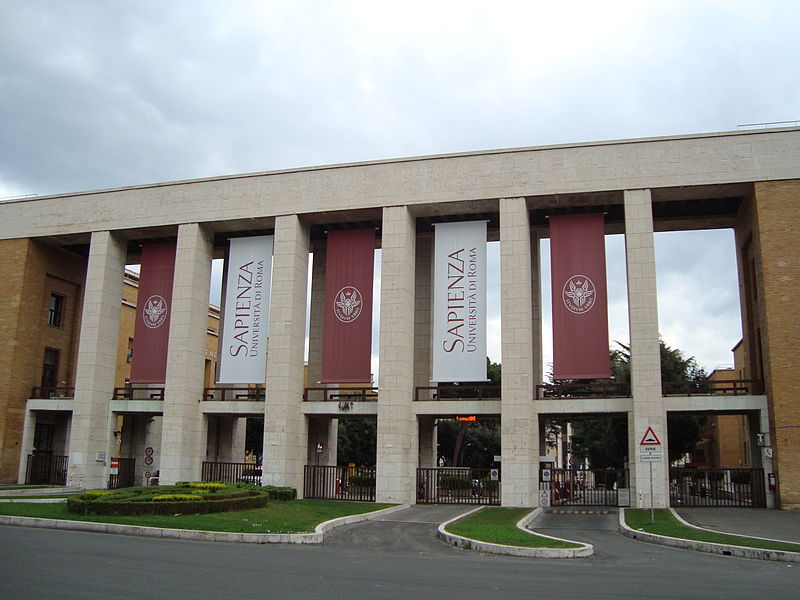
[625,509,800,553]
[444,507,583,549]
[0,499,393,534]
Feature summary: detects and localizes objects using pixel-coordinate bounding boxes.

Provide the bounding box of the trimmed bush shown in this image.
[438,475,472,490]
[66,483,269,516]
[347,474,376,489]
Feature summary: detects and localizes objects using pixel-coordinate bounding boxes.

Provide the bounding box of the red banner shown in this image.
[550,214,610,380]
[130,242,177,383]
[321,229,375,383]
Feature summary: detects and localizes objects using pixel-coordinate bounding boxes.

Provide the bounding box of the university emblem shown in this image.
[142,295,168,328]
[334,286,363,323]
[562,275,596,314]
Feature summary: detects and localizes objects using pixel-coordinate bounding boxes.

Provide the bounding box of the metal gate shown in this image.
[416,467,500,505]
[303,465,376,502]
[670,468,766,508]
[108,457,136,489]
[540,468,629,507]
[25,454,68,485]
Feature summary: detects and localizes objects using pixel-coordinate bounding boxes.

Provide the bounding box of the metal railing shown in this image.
[303,465,376,502]
[25,454,68,485]
[536,382,631,399]
[670,468,766,507]
[113,387,165,400]
[108,457,137,489]
[203,386,266,401]
[416,467,500,505]
[541,468,628,506]
[30,386,75,399]
[662,379,762,396]
[414,385,501,401]
[303,387,378,402]
[202,461,262,485]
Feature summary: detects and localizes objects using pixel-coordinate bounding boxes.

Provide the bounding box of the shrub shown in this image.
[66,483,269,516]
[347,474,376,489]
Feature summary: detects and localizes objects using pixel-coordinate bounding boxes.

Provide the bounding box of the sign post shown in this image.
[639,426,662,523]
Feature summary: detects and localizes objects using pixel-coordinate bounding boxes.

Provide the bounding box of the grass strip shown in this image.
[445,507,582,549]
[0,499,393,534]
[0,495,74,500]
[625,509,800,553]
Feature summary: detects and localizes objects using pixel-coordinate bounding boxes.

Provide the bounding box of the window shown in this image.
[48,293,64,327]
[41,348,60,391]
[126,338,134,363]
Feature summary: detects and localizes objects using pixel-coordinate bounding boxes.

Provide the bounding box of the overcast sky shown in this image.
[2,1,798,375]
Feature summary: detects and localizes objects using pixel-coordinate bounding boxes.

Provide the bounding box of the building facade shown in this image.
[0,128,798,507]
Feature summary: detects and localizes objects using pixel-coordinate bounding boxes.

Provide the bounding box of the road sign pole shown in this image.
[649,461,654,523]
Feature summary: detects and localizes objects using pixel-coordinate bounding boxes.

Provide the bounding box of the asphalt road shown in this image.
[0,507,797,600]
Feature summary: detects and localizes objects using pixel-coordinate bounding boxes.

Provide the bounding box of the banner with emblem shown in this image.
[321,229,375,383]
[130,242,177,383]
[432,221,487,382]
[218,235,274,383]
[550,213,610,380]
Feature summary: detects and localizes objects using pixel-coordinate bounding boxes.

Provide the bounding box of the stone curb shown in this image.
[0,487,82,497]
[437,506,593,558]
[0,498,67,503]
[618,508,800,563]
[0,503,410,544]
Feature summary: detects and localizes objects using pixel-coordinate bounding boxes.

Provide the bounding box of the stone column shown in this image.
[16,409,36,483]
[160,223,213,484]
[624,189,668,508]
[376,206,417,504]
[418,416,437,467]
[262,215,310,492]
[499,197,538,507]
[68,231,126,489]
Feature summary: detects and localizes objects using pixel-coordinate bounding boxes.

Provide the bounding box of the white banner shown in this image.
[432,221,487,382]
[218,236,273,383]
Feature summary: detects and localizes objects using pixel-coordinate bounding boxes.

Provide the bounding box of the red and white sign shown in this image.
[640,427,662,446]
[432,221,487,382]
[218,235,274,383]
[550,214,610,380]
[130,242,177,383]
[321,229,375,383]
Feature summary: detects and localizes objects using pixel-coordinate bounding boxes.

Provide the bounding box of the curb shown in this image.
[0,503,410,544]
[0,498,67,504]
[618,508,800,563]
[437,507,593,558]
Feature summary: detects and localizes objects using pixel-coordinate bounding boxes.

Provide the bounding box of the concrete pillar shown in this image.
[16,409,36,483]
[232,417,246,462]
[413,235,433,388]
[68,231,126,489]
[262,214,310,492]
[418,416,437,467]
[160,223,213,484]
[307,416,338,466]
[376,206,417,504]
[307,241,326,387]
[624,189,668,508]
[752,410,775,509]
[499,197,538,507]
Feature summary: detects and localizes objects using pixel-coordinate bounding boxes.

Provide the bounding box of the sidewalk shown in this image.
[674,508,800,543]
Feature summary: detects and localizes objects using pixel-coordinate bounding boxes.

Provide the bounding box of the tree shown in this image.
[337,419,376,465]
[564,340,709,466]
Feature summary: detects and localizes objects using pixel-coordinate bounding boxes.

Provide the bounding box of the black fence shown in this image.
[113,387,165,400]
[303,465,376,502]
[108,457,137,489]
[203,387,266,401]
[30,386,75,399]
[670,468,766,507]
[416,467,500,505]
[25,454,68,485]
[536,383,631,399]
[541,468,629,506]
[202,461,262,485]
[662,380,762,396]
[303,388,378,402]
[414,385,501,401]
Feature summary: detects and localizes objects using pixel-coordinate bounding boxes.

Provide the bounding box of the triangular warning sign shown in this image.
[640,426,661,446]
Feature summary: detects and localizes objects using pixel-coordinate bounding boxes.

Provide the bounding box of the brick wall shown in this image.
[753,180,800,509]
